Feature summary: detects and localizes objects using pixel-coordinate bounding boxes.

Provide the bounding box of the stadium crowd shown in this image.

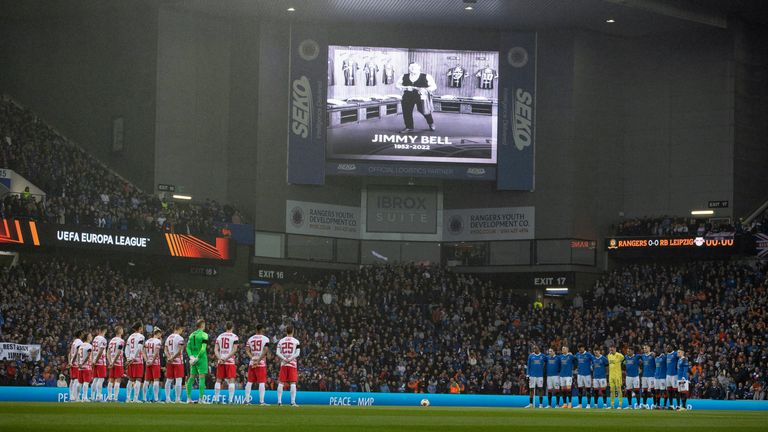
[744,210,768,235]
[612,216,738,237]
[611,213,768,237]
[0,97,244,235]
[1,255,766,400]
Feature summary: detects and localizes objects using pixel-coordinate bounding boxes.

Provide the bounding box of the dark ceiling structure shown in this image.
[165,0,768,36]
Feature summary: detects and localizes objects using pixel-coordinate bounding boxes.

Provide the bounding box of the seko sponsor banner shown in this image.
[497,32,536,191]
[365,186,438,234]
[444,207,534,241]
[0,218,232,261]
[326,161,496,181]
[286,200,360,239]
[287,25,328,185]
[1,387,767,410]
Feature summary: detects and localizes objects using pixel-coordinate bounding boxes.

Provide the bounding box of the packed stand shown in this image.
[613,216,736,237]
[742,210,768,235]
[0,97,244,234]
[0,256,766,400]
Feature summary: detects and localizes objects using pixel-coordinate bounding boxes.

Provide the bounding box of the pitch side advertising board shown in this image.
[1,387,766,410]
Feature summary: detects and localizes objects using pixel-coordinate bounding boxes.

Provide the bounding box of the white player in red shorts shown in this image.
[90,325,108,401]
[67,329,85,402]
[77,332,94,402]
[143,328,163,402]
[214,322,239,403]
[124,322,145,403]
[245,324,271,405]
[276,325,300,407]
[164,324,186,403]
[106,326,125,402]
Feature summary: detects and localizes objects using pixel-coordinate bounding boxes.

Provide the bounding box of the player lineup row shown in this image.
[66,320,300,406]
[525,344,691,411]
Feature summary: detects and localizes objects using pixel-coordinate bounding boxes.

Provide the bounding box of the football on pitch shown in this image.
[420,399,430,407]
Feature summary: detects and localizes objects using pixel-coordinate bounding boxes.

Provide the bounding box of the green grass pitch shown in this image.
[0,403,766,431]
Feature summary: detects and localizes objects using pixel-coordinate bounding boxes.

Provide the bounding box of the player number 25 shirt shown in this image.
[108,337,124,366]
[216,332,239,365]
[165,334,185,365]
[247,335,270,367]
[125,332,145,365]
[277,336,300,368]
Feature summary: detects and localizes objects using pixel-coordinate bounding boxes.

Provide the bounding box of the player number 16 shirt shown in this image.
[216,332,239,364]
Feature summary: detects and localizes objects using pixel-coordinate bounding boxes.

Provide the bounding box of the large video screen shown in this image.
[326,45,499,165]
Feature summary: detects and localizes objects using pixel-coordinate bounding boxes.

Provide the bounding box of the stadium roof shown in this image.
[169,0,768,35]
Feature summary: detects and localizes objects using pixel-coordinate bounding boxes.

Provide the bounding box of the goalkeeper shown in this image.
[607,345,625,409]
[186,319,209,403]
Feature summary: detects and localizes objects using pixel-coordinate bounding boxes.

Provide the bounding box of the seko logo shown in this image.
[513,88,533,151]
[291,76,312,139]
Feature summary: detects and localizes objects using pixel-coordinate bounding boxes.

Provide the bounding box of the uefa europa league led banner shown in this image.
[0,218,232,261]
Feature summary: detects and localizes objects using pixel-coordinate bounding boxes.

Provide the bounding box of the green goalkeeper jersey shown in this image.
[187,329,209,364]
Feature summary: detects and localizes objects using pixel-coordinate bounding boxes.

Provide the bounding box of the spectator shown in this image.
[0,257,765,398]
[0,98,248,235]
[572,293,583,309]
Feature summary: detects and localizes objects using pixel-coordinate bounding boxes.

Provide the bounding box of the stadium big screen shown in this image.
[326,45,499,165]
[287,27,536,190]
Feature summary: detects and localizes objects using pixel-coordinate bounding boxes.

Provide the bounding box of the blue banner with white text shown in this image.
[497,32,536,191]
[287,25,328,185]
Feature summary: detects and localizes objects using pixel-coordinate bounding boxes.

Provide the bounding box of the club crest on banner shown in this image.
[448,215,464,235]
[290,207,305,228]
[299,39,320,61]
[507,46,529,68]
